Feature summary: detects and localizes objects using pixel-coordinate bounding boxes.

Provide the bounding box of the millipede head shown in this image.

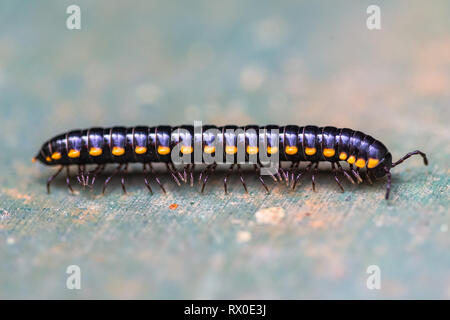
[371,152,392,178]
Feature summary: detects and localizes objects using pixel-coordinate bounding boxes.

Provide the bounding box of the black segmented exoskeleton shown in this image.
[33,125,428,199]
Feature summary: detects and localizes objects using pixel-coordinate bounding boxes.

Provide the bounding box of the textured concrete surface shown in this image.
[0,1,449,299]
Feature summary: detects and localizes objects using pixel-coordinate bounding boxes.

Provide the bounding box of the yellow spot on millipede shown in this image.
[180,145,193,154]
[347,155,356,164]
[89,147,103,156]
[285,146,298,155]
[135,146,147,154]
[157,146,170,155]
[225,145,237,154]
[204,145,216,154]
[51,152,62,160]
[305,147,316,156]
[267,146,278,154]
[323,148,335,157]
[367,158,380,168]
[355,158,366,168]
[68,149,80,158]
[246,146,259,155]
[112,146,125,156]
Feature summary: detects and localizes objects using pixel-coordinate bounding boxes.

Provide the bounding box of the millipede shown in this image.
[33,125,428,199]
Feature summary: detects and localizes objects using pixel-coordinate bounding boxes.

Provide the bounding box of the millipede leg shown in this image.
[331,162,344,192]
[47,165,64,194]
[102,164,123,195]
[84,164,94,186]
[269,170,278,183]
[357,167,364,183]
[290,162,299,186]
[143,163,153,195]
[257,160,278,183]
[336,161,355,184]
[275,167,283,183]
[89,164,105,187]
[385,168,392,200]
[364,171,373,185]
[267,168,279,183]
[77,165,85,186]
[166,163,181,186]
[76,169,82,185]
[278,167,289,185]
[223,164,234,194]
[189,164,195,187]
[198,165,209,185]
[284,162,294,186]
[65,166,74,194]
[84,168,90,186]
[182,165,188,184]
[392,150,428,167]
[85,164,102,187]
[201,164,216,193]
[85,164,100,186]
[293,162,313,190]
[149,163,167,194]
[311,162,319,192]
[81,164,87,187]
[350,164,363,184]
[169,162,185,183]
[237,164,248,193]
[120,163,128,194]
[254,164,270,194]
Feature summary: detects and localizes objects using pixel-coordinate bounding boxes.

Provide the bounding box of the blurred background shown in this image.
[0,0,448,299]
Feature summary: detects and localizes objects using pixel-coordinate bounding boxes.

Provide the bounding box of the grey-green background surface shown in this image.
[0,1,449,299]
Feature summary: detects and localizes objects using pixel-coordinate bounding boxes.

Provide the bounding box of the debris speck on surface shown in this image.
[255,207,285,225]
[310,220,325,229]
[3,188,32,203]
[231,219,243,225]
[236,231,252,243]
[169,203,178,210]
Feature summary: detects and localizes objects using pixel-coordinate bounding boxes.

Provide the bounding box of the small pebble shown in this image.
[236,231,252,243]
[255,207,285,225]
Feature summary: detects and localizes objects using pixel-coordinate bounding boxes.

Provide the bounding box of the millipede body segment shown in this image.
[34,125,428,199]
